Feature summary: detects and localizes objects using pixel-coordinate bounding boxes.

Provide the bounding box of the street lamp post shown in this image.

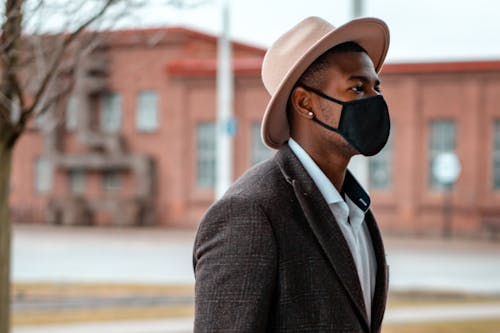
[215,0,234,199]
[353,0,363,17]
[348,0,370,190]
[432,152,461,237]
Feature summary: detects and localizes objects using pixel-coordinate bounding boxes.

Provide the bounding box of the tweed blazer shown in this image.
[193,145,388,333]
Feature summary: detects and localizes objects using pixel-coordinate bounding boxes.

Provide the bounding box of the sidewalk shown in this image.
[12,225,500,293]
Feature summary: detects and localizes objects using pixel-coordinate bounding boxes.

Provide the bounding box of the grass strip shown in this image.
[388,290,500,308]
[382,319,500,333]
[13,282,194,297]
[13,305,194,326]
[12,282,500,330]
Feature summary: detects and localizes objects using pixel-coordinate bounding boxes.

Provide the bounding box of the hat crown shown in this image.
[262,17,335,95]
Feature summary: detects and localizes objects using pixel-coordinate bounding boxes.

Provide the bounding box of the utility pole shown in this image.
[353,0,363,17]
[215,0,234,199]
[348,0,370,190]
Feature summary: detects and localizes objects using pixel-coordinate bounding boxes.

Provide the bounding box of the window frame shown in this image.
[69,169,87,195]
[196,122,216,189]
[136,90,159,132]
[66,94,79,131]
[428,119,457,190]
[34,157,53,194]
[493,119,500,190]
[100,92,122,133]
[102,170,121,193]
[369,127,394,191]
[250,122,274,166]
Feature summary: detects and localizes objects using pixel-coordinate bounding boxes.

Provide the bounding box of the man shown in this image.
[193,16,390,333]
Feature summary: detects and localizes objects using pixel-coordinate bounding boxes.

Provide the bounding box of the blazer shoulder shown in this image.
[194,161,281,265]
[225,157,289,201]
[197,157,290,233]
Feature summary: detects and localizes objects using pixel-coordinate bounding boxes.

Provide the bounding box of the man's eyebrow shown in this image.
[348,75,381,86]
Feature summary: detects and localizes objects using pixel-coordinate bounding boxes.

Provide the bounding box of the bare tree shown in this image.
[0,0,151,331]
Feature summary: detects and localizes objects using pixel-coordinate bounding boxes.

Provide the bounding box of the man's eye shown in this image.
[352,86,363,93]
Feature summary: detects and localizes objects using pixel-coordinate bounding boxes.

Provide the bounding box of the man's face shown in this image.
[317,51,380,126]
[311,51,381,155]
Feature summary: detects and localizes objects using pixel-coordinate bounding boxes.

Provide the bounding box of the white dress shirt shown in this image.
[288,138,377,323]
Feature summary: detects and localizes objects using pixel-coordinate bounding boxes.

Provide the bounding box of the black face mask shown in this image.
[299,84,391,156]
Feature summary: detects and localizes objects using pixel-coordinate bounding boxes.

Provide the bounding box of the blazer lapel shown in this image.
[365,210,389,333]
[275,146,370,330]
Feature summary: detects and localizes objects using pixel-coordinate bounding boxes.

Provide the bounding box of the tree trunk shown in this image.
[0,143,13,333]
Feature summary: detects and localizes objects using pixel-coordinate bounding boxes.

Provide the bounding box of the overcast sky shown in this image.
[120,0,500,63]
[24,0,500,63]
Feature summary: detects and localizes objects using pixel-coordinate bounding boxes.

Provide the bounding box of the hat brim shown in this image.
[261,17,390,149]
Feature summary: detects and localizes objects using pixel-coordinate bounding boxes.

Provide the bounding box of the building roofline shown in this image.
[107,26,267,54]
[167,58,500,78]
[382,60,500,74]
[166,58,263,77]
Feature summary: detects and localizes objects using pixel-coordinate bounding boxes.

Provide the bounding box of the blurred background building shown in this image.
[8,26,500,236]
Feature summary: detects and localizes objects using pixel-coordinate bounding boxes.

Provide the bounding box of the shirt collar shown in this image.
[288,138,371,212]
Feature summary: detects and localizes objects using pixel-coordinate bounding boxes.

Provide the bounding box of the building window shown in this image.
[251,122,274,165]
[33,94,51,130]
[369,128,394,190]
[100,93,121,132]
[494,120,500,189]
[34,157,53,193]
[66,95,79,131]
[102,171,121,193]
[429,120,456,189]
[34,112,48,130]
[69,170,86,194]
[136,91,159,132]
[10,96,21,124]
[196,122,216,188]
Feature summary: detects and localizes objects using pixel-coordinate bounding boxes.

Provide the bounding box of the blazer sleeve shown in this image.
[193,196,277,332]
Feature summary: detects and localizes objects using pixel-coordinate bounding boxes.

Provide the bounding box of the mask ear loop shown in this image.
[296,84,346,105]
[296,83,345,133]
[312,116,341,133]
[312,115,365,155]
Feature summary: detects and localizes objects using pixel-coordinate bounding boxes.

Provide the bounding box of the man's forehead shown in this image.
[325,52,378,80]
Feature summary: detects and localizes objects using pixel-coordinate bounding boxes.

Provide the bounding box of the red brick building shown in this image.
[9,27,500,236]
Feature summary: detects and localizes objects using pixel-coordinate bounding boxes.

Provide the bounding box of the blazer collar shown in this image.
[288,138,370,212]
[274,145,387,332]
[274,145,369,329]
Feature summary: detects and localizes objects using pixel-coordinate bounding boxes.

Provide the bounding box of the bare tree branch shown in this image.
[0,0,24,133]
[168,0,211,9]
[31,43,88,121]
[20,0,118,128]
[20,0,46,33]
[0,3,23,53]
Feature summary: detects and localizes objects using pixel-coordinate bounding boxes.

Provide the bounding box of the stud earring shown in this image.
[308,111,314,117]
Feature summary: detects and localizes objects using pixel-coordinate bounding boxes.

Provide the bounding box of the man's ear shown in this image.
[291,87,315,119]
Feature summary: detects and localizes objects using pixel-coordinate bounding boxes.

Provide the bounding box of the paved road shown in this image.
[12,303,500,333]
[12,225,500,294]
[13,318,194,333]
[12,225,196,284]
[385,302,500,323]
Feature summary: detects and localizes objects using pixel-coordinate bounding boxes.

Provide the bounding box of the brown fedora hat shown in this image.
[261,16,390,149]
